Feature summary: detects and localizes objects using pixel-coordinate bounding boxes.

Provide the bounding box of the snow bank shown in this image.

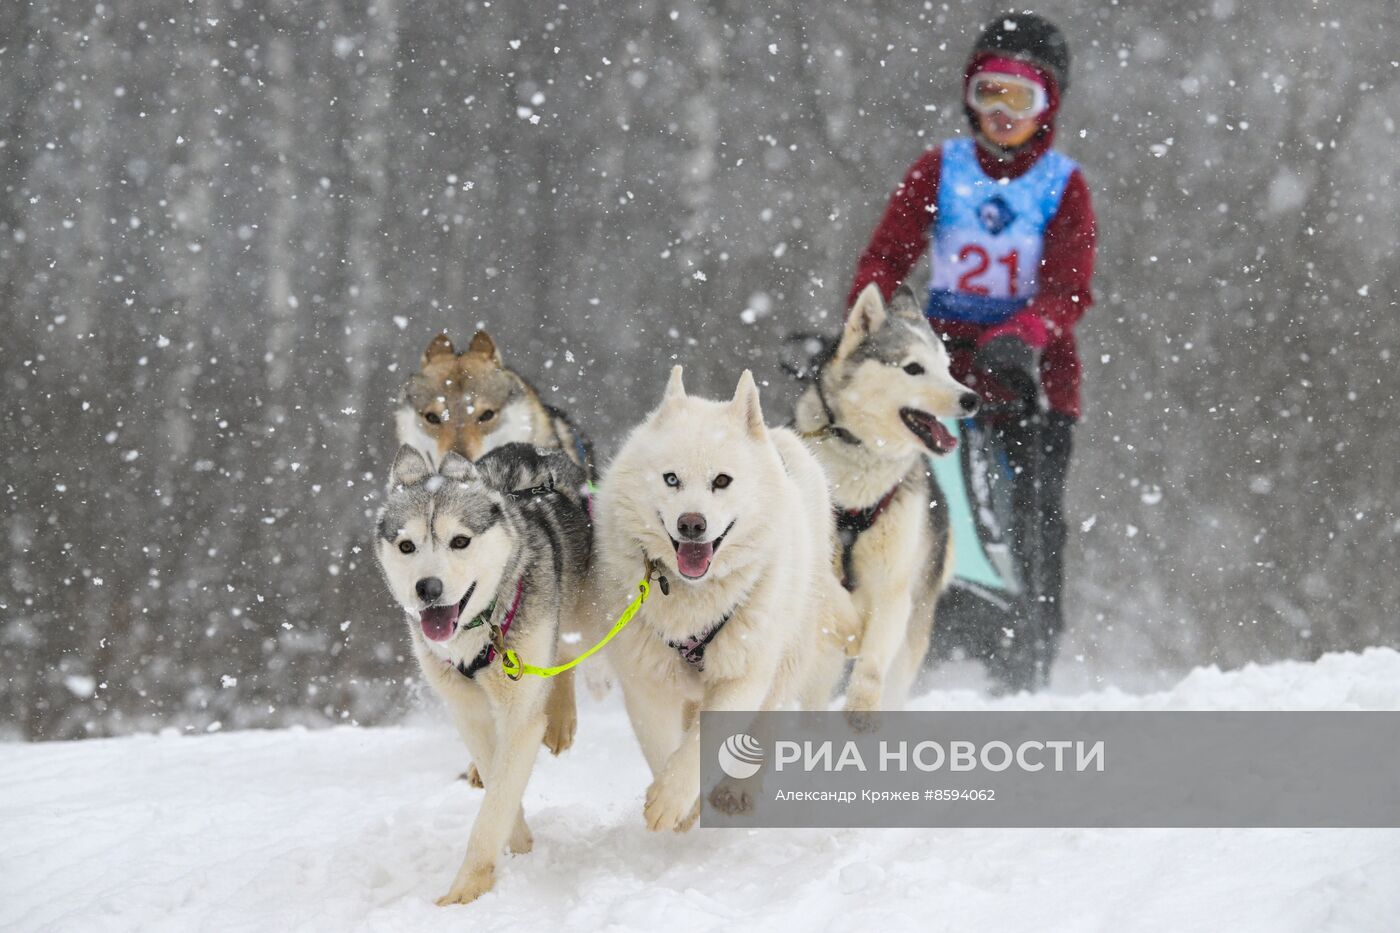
[5,649,1400,932]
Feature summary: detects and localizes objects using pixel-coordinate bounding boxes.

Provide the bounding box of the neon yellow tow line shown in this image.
[500,575,652,680]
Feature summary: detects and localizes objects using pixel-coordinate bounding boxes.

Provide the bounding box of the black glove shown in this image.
[974,335,1040,413]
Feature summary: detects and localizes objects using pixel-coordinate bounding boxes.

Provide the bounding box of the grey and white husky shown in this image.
[793,284,980,713]
[374,441,590,906]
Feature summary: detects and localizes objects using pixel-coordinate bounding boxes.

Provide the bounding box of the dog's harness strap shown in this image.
[835,484,901,591]
[507,482,557,501]
[667,610,734,672]
[459,600,496,633]
[456,578,525,680]
[802,368,863,447]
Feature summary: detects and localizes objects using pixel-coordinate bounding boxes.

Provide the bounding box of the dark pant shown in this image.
[991,411,1074,690]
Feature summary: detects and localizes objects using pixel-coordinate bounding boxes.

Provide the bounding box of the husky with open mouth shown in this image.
[397,329,606,754]
[793,283,981,713]
[374,442,590,906]
[588,367,853,832]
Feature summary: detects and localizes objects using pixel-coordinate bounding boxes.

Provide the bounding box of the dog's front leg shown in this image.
[437,705,547,907]
[845,584,914,720]
[644,672,772,833]
[542,666,577,755]
[619,672,686,778]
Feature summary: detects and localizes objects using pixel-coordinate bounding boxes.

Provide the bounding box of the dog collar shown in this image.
[456,577,526,679]
[814,372,863,447]
[460,601,496,632]
[834,484,901,591]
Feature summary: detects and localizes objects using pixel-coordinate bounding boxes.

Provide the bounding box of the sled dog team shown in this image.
[374,284,980,905]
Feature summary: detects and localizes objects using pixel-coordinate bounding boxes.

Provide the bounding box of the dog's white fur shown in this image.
[794,284,975,713]
[587,367,851,831]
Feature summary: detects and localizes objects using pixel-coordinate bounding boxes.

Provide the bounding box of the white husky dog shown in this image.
[794,284,980,713]
[589,367,851,831]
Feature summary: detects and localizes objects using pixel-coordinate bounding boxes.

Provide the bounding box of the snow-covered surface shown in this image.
[5,649,1400,932]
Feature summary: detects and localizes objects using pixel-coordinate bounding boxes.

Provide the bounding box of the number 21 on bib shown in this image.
[925,138,1077,326]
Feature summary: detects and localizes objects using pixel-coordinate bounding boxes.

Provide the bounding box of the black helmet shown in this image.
[970,12,1070,93]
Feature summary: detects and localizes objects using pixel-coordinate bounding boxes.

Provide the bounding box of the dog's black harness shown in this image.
[784,333,863,447]
[507,481,559,502]
[835,485,901,591]
[454,578,526,679]
[812,370,863,447]
[457,644,495,679]
[667,610,734,672]
[638,548,730,671]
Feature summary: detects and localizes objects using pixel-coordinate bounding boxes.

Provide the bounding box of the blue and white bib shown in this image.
[926,138,1077,325]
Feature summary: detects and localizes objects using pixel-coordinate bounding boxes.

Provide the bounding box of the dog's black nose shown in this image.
[416,577,444,604]
[959,392,981,415]
[677,512,708,541]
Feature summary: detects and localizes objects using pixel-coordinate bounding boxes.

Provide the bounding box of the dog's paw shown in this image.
[436,866,494,907]
[644,773,699,833]
[582,665,613,701]
[543,708,576,757]
[844,707,882,733]
[458,763,484,788]
[708,779,754,817]
[675,799,702,833]
[843,679,883,733]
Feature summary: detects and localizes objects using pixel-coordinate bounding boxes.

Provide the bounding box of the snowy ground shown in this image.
[5,649,1400,933]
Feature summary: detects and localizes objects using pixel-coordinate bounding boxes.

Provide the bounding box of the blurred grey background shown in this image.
[3,0,1397,738]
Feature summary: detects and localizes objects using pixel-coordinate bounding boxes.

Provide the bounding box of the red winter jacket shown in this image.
[846,131,1097,419]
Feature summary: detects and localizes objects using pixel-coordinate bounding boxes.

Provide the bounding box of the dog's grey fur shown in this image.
[374,442,590,905]
[794,284,976,713]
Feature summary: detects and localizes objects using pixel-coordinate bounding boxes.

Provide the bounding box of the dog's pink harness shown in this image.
[455,577,526,679]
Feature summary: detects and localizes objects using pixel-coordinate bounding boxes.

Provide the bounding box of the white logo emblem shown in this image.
[717,733,764,779]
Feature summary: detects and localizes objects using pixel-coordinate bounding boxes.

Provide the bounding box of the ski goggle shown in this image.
[965,72,1048,119]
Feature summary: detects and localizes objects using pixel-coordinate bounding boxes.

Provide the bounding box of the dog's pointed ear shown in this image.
[438,451,478,483]
[662,365,687,405]
[836,284,888,358]
[730,369,766,438]
[888,284,923,321]
[423,333,455,365]
[467,330,502,364]
[390,445,433,488]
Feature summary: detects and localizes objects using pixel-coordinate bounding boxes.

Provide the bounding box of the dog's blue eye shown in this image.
[450,535,471,550]
[903,362,925,376]
[663,472,680,488]
[398,540,416,554]
[712,473,732,490]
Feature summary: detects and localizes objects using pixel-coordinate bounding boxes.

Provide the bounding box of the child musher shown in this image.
[847,12,1097,690]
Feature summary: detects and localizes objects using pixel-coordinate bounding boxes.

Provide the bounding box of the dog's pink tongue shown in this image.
[676,541,714,578]
[419,604,460,642]
[932,420,958,454]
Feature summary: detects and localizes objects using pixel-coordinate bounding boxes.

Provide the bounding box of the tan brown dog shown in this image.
[396,330,593,480]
